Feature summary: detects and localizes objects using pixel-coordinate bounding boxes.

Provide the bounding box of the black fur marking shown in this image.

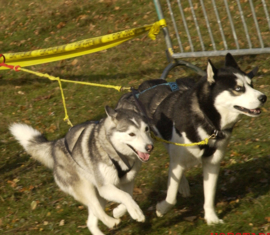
[31,135,48,144]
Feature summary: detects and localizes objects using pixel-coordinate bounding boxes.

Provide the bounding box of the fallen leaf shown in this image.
[18,91,25,95]
[31,201,38,210]
[33,94,52,102]
[265,217,270,222]
[59,219,65,226]
[133,188,142,194]
[57,22,66,29]
[78,225,87,228]
[71,59,79,66]
[184,216,197,222]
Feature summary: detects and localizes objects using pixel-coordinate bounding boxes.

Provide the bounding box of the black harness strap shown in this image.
[109,157,133,178]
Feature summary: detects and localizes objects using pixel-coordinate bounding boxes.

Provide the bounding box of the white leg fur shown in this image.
[202,161,223,225]
[98,184,145,222]
[113,182,134,219]
[87,208,105,235]
[71,180,120,233]
[156,155,185,217]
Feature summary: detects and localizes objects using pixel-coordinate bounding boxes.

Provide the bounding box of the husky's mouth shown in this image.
[234,105,261,116]
[127,144,150,162]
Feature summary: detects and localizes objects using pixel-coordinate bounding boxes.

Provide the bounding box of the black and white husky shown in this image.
[10,106,153,235]
[116,53,267,224]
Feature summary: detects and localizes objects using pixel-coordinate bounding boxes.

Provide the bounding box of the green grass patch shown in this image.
[1,1,270,235]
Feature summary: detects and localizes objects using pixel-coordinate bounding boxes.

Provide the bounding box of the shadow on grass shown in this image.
[116,154,270,234]
[0,68,164,86]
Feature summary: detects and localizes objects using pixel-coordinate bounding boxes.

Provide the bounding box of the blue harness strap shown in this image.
[136,82,179,98]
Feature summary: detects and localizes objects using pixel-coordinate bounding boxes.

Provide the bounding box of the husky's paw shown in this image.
[205,213,224,225]
[178,176,190,198]
[104,217,121,229]
[113,204,127,219]
[156,200,175,217]
[127,203,145,222]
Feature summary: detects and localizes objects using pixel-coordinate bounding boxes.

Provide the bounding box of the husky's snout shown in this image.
[258,94,267,104]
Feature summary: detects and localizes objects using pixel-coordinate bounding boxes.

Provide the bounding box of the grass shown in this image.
[1,0,270,234]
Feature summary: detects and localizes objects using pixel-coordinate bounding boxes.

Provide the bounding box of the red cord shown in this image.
[0,54,21,71]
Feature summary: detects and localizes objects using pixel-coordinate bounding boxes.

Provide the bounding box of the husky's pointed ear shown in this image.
[207,59,217,84]
[105,106,117,119]
[225,53,240,69]
[247,66,258,79]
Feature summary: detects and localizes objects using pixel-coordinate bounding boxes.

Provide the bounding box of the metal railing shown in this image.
[154,0,270,77]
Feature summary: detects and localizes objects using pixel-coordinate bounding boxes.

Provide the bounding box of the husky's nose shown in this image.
[258,94,267,103]
[146,144,154,153]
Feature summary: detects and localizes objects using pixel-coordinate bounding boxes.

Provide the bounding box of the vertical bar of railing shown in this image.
[166,0,184,52]
[176,0,194,52]
[153,0,175,56]
[211,0,228,50]
[188,0,205,51]
[224,0,239,49]
[261,0,270,31]
[236,0,252,48]
[199,0,216,51]
[249,0,264,48]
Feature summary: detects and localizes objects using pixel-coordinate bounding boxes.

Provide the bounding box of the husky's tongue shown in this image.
[137,151,150,162]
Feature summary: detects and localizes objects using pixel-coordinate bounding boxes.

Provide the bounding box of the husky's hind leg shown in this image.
[71,179,120,232]
[87,209,105,235]
[178,175,190,197]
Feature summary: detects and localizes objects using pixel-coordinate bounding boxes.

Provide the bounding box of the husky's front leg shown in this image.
[202,159,224,225]
[113,182,134,219]
[156,154,185,217]
[98,184,145,222]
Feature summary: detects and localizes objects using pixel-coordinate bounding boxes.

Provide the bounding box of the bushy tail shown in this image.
[9,123,54,169]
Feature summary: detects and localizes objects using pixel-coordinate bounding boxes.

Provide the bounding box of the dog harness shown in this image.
[109,157,134,178]
[135,82,179,98]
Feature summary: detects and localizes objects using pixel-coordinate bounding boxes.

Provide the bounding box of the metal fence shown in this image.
[154,0,270,77]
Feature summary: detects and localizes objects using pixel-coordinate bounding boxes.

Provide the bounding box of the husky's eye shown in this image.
[235,86,244,92]
[145,126,149,132]
[129,133,135,137]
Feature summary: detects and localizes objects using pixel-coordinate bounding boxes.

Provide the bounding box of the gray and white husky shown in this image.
[116,53,267,225]
[10,106,153,235]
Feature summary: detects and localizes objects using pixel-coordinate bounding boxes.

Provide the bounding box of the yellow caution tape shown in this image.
[148,18,166,40]
[0,19,166,70]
